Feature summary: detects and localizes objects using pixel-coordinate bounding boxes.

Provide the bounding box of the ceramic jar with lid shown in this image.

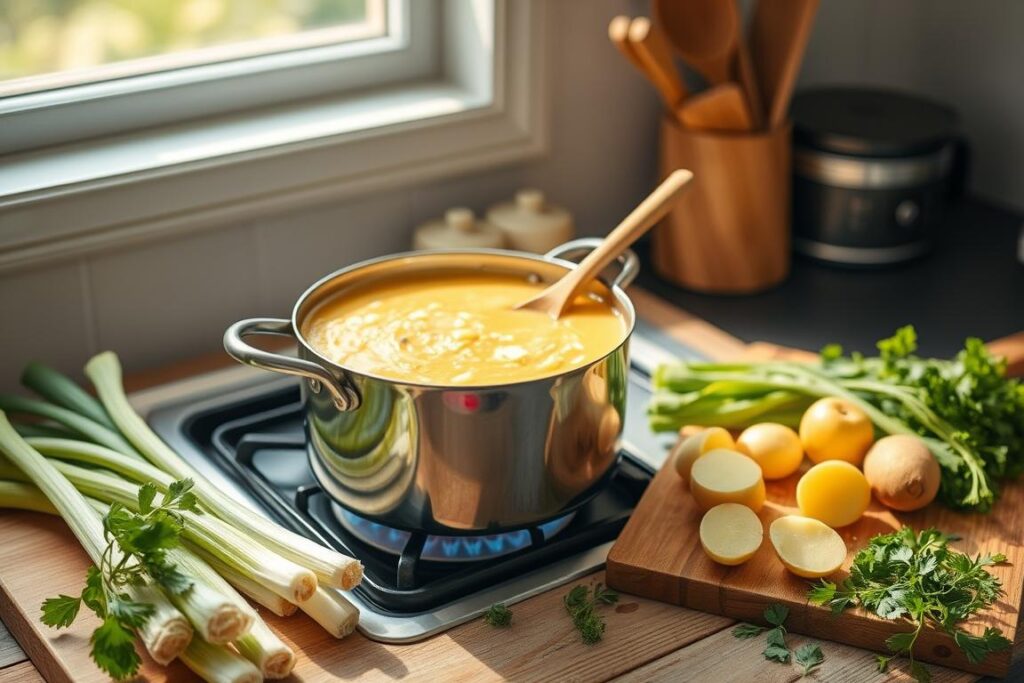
[413,207,506,251]
[487,189,574,254]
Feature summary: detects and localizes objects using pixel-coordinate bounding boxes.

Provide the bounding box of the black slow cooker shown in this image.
[791,87,962,266]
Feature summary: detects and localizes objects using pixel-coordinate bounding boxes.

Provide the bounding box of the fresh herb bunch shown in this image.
[564,583,618,644]
[808,527,1011,682]
[649,326,1024,511]
[732,604,825,676]
[483,602,513,628]
[41,479,199,679]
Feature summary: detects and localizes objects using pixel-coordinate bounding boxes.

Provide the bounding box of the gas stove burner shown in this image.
[333,505,577,562]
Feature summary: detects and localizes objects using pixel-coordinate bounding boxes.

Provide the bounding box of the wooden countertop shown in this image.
[1,288,1021,682]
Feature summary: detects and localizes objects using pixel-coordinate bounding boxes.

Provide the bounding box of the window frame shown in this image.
[0,0,547,273]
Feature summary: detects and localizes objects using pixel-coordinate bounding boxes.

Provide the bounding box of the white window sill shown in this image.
[0,0,546,274]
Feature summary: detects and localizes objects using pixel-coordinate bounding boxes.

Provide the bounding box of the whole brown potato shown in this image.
[862,435,940,511]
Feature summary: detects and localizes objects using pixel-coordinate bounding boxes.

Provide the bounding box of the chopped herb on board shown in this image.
[808,527,1011,682]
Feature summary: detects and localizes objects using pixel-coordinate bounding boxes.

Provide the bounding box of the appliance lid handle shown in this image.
[223,317,360,411]
[545,237,640,290]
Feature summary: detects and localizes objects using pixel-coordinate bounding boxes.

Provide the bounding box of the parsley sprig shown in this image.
[40,479,199,679]
[808,527,1011,682]
[564,582,618,644]
[483,602,513,628]
[732,604,825,676]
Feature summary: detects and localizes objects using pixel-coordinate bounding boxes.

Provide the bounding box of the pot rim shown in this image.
[289,246,637,391]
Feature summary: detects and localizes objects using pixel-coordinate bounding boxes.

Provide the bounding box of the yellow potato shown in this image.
[796,460,871,527]
[770,515,847,578]
[736,423,804,480]
[689,449,766,512]
[671,427,736,486]
[799,397,874,466]
[699,503,763,566]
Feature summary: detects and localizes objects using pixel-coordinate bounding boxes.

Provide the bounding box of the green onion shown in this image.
[179,636,261,683]
[86,351,363,590]
[0,394,139,457]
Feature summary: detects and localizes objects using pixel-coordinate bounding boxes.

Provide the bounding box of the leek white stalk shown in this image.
[86,351,363,590]
[52,460,318,604]
[301,587,360,639]
[0,480,56,514]
[201,553,298,618]
[235,617,296,679]
[180,637,262,683]
[165,548,255,644]
[0,413,192,663]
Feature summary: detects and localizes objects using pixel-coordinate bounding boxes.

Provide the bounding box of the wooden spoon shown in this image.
[679,83,753,132]
[750,0,820,128]
[654,0,763,128]
[516,169,694,318]
[624,17,688,114]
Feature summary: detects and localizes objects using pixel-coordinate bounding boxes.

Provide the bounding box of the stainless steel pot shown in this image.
[223,239,637,535]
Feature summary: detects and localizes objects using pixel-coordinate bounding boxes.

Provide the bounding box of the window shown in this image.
[0,1,546,273]
[1,0,385,96]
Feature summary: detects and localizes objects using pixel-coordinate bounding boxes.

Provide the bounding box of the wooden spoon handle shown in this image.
[627,17,688,111]
[559,169,694,304]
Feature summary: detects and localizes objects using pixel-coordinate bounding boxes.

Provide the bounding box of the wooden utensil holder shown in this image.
[652,117,792,293]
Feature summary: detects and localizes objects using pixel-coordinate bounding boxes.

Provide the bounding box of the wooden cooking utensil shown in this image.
[516,169,694,318]
[750,0,820,128]
[679,83,753,132]
[624,17,688,116]
[654,0,763,128]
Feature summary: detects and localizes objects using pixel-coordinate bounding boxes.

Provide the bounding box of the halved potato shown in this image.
[689,449,766,512]
[699,503,763,566]
[796,460,871,528]
[672,427,737,486]
[769,515,847,578]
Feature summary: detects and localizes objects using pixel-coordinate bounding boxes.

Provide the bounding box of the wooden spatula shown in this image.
[515,169,694,318]
[624,17,688,115]
[750,0,820,128]
[679,83,753,132]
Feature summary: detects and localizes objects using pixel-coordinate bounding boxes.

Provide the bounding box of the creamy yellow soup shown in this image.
[303,272,627,385]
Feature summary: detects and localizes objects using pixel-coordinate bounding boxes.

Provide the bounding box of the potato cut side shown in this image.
[672,427,736,486]
[699,503,764,566]
[769,515,847,578]
[796,460,871,528]
[689,449,766,512]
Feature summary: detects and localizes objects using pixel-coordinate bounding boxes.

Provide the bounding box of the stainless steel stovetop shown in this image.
[132,320,703,643]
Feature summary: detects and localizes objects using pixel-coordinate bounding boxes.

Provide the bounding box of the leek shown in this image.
[201,553,298,618]
[235,617,296,679]
[179,637,262,683]
[21,361,117,430]
[301,587,360,638]
[86,351,363,590]
[0,394,139,457]
[0,413,192,666]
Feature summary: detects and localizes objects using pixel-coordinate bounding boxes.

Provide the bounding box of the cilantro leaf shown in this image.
[81,566,106,615]
[794,643,824,676]
[764,604,789,628]
[909,660,932,683]
[90,616,141,680]
[765,627,787,649]
[953,628,1012,663]
[886,631,916,654]
[136,482,157,515]
[107,598,155,629]
[40,595,81,628]
[731,623,765,639]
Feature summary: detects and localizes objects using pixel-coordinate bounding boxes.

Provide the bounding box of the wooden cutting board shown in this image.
[606,341,1024,677]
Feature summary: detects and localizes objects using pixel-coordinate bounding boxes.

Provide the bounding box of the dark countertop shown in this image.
[637,197,1024,358]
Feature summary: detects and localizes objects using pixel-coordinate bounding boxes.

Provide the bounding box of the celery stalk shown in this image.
[0,394,139,457]
[85,351,363,590]
[21,362,116,430]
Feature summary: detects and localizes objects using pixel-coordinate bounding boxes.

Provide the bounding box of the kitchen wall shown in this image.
[796,0,1024,211]
[0,0,661,391]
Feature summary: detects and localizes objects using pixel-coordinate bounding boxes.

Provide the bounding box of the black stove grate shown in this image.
[185,384,652,614]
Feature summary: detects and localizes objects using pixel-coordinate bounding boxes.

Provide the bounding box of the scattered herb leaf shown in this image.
[483,603,512,628]
[563,583,618,645]
[762,643,791,663]
[808,526,1009,682]
[731,623,765,639]
[764,604,789,627]
[794,643,824,677]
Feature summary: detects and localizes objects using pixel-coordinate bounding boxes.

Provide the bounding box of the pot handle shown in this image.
[223,318,360,411]
[544,238,639,289]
